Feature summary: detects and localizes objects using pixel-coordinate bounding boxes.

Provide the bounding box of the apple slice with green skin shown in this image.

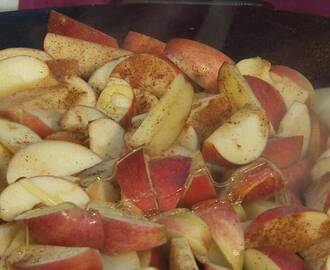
[149,156,191,211]
[165,38,233,93]
[300,237,330,270]
[281,159,312,191]
[101,252,141,270]
[88,118,126,160]
[202,106,269,167]
[60,105,106,133]
[244,246,307,270]
[193,198,244,270]
[170,237,199,270]
[262,136,303,169]
[117,148,158,214]
[0,176,90,221]
[305,174,330,213]
[0,118,41,153]
[0,47,52,62]
[277,101,311,158]
[99,208,167,254]
[110,53,179,98]
[44,33,131,78]
[308,112,328,160]
[48,11,118,48]
[16,203,104,248]
[154,208,212,261]
[128,75,194,155]
[96,78,136,128]
[6,140,102,184]
[122,31,166,55]
[7,245,102,270]
[245,206,330,252]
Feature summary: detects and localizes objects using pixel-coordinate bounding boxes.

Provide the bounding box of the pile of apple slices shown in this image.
[0,10,328,270]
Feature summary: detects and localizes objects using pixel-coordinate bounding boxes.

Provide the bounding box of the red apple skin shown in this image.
[165,38,234,93]
[281,159,312,191]
[12,247,102,270]
[245,75,286,130]
[178,170,216,208]
[149,156,192,211]
[117,148,158,214]
[26,208,104,248]
[202,141,235,167]
[0,110,53,138]
[48,11,118,47]
[102,218,167,254]
[122,31,166,54]
[262,136,303,168]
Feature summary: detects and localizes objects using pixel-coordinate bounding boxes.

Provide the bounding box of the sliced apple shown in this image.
[110,53,179,98]
[300,237,330,270]
[313,87,330,130]
[0,223,20,257]
[245,206,330,252]
[170,237,199,270]
[277,101,311,158]
[244,199,281,220]
[282,159,312,190]
[44,33,131,78]
[0,176,90,221]
[149,156,191,211]
[165,38,233,93]
[88,118,126,159]
[85,179,119,203]
[187,93,233,140]
[102,252,141,270]
[134,89,159,114]
[60,105,106,133]
[193,198,244,270]
[311,157,330,181]
[236,57,272,83]
[46,58,80,80]
[0,143,11,190]
[96,77,136,127]
[262,136,303,168]
[0,47,52,62]
[176,125,199,151]
[305,174,330,212]
[6,140,101,184]
[308,112,328,160]
[202,106,269,166]
[244,246,307,270]
[7,245,102,270]
[205,262,231,270]
[48,10,118,48]
[45,131,87,145]
[128,75,194,155]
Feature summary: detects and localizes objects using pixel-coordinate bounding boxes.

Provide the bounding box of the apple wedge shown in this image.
[154,208,212,261]
[16,203,104,248]
[149,156,191,211]
[245,206,330,252]
[0,176,90,221]
[282,159,312,191]
[165,38,233,92]
[48,10,118,48]
[96,78,136,127]
[123,31,166,54]
[0,223,20,257]
[244,246,307,270]
[187,93,233,140]
[236,57,272,83]
[193,198,244,270]
[0,143,11,188]
[46,58,80,78]
[0,118,41,153]
[134,89,159,115]
[88,118,126,159]
[176,125,199,151]
[7,245,102,270]
[308,112,328,160]
[170,237,199,270]
[85,179,119,202]
[305,174,330,212]
[311,157,330,181]
[300,237,330,270]
[313,87,330,130]
[0,55,57,99]
[45,131,87,145]
[202,106,269,166]
[243,199,281,220]
[0,47,52,62]
[127,75,194,155]
[277,101,311,158]
[102,252,141,270]
[117,148,158,214]
[6,140,101,184]
[110,53,179,98]
[44,33,131,78]
[262,136,303,168]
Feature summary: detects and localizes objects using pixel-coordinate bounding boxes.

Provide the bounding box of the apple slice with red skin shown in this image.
[149,156,191,211]
[48,11,118,48]
[308,112,328,160]
[244,75,286,130]
[244,246,307,270]
[165,38,233,93]
[193,198,244,270]
[170,237,199,270]
[262,136,303,169]
[202,106,269,167]
[122,31,166,54]
[16,203,104,248]
[281,159,312,191]
[117,148,158,214]
[245,206,330,252]
[7,245,102,270]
